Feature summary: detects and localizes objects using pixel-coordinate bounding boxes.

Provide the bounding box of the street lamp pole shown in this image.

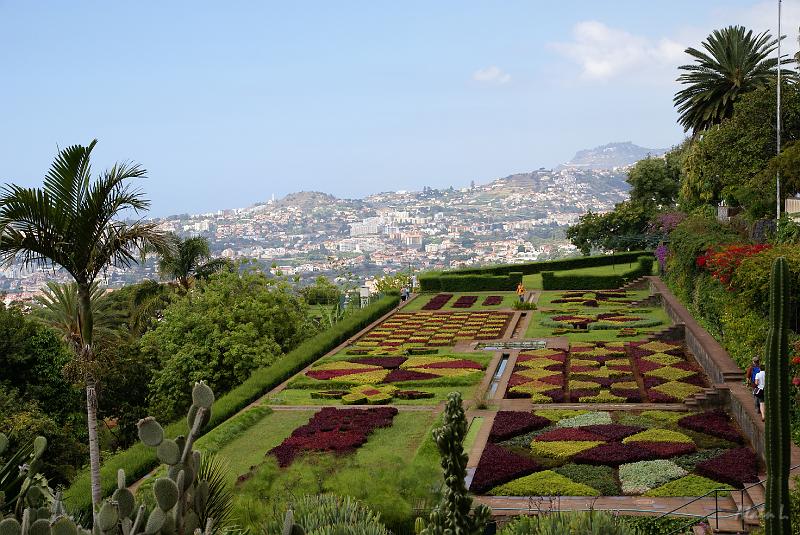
[777,0,782,221]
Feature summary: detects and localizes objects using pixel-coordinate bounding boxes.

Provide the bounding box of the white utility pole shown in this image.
[777,0,782,221]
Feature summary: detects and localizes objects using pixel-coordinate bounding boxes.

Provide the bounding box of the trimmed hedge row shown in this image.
[422,251,650,278]
[420,272,523,292]
[63,294,400,514]
[541,256,654,290]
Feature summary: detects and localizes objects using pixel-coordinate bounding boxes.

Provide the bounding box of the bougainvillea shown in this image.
[697,244,771,287]
[489,411,551,441]
[268,407,398,467]
[694,448,759,488]
[469,443,540,493]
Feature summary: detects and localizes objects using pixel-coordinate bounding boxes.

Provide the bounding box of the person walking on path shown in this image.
[745,356,761,410]
[401,286,409,302]
[516,282,526,304]
[754,364,766,421]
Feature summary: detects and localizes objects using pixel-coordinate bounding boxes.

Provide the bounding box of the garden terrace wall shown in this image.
[420,272,523,292]
[423,250,650,277]
[63,294,400,515]
[540,256,654,290]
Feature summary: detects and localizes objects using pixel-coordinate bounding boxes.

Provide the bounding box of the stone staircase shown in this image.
[684,384,730,410]
[617,276,650,292]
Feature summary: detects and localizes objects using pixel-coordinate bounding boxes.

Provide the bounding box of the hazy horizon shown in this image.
[1,1,796,217]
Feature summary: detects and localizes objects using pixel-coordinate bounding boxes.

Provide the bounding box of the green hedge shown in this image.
[420,272,522,292]
[63,294,400,514]
[421,251,650,280]
[541,256,653,290]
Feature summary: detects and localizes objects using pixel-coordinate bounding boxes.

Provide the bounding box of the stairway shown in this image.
[684,385,730,410]
[617,276,649,292]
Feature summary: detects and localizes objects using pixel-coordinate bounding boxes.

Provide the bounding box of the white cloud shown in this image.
[472,65,511,85]
[550,21,684,82]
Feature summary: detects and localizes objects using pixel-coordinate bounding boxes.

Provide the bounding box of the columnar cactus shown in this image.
[420,392,490,535]
[765,257,791,535]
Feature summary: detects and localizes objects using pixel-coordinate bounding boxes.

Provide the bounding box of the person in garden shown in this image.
[401,286,409,301]
[754,364,766,421]
[745,356,761,410]
[516,282,526,303]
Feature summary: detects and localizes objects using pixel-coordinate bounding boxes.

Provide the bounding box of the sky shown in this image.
[0,1,797,216]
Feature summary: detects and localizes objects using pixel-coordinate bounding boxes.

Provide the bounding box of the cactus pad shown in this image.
[0,519,21,535]
[145,508,166,535]
[50,518,78,535]
[97,500,119,532]
[192,381,215,409]
[112,487,136,518]
[157,439,181,465]
[32,436,47,458]
[138,417,164,447]
[28,519,50,535]
[153,477,179,511]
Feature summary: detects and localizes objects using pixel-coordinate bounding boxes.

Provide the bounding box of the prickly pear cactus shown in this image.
[0,434,51,517]
[136,381,216,535]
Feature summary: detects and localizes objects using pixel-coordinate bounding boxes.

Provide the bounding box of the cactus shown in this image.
[0,434,52,517]
[421,392,491,535]
[765,257,792,535]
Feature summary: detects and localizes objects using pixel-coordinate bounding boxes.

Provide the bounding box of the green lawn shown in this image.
[464,416,484,452]
[524,289,672,343]
[230,410,441,532]
[522,261,653,290]
[404,291,518,311]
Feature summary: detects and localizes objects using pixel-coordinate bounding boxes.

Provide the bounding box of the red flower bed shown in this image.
[573,442,655,466]
[678,410,744,444]
[647,390,679,403]
[269,407,398,467]
[537,374,565,386]
[698,244,771,286]
[633,359,663,373]
[613,389,643,402]
[507,374,532,388]
[637,441,696,458]
[579,424,644,441]
[383,369,439,383]
[351,356,407,369]
[452,295,479,308]
[489,411,551,442]
[482,296,503,306]
[534,428,606,442]
[518,352,567,363]
[695,448,759,488]
[422,293,453,310]
[469,443,540,493]
[307,368,367,381]
[569,389,600,402]
[416,359,482,370]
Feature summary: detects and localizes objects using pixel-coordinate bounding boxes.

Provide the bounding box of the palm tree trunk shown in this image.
[78,282,102,512]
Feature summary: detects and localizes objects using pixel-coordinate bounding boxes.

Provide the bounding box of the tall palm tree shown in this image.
[674,26,791,135]
[0,140,168,511]
[158,234,230,290]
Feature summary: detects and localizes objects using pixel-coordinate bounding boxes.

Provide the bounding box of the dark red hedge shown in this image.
[383,369,440,383]
[469,443,540,493]
[534,428,606,442]
[350,356,407,369]
[422,293,453,310]
[637,441,696,458]
[268,407,398,467]
[678,410,744,444]
[695,447,759,488]
[579,424,644,441]
[572,442,655,465]
[489,411,551,442]
[482,296,503,306]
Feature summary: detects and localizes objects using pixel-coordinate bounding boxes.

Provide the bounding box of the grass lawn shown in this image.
[404,291,518,311]
[522,261,656,290]
[464,416,484,452]
[213,409,316,481]
[524,290,672,343]
[231,410,441,532]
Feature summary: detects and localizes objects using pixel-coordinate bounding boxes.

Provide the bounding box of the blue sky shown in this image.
[0,1,794,216]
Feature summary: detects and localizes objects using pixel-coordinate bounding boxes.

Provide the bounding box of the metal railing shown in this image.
[659,463,800,534]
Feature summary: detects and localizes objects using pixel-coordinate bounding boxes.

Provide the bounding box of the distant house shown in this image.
[717,202,742,222]
[786,198,800,221]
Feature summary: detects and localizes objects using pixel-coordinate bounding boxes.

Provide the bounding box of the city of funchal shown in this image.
[2,2,800,535]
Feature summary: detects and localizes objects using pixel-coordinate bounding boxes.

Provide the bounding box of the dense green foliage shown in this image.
[300,276,342,305]
[143,267,316,421]
[157,234,232,290]
[266,495,390,535]
[420,272,522,292]
[63,294,400,515]
[626,157,680,208]
[498,511,635,535]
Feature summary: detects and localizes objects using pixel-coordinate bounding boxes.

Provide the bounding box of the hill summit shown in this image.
[561,142,666,170]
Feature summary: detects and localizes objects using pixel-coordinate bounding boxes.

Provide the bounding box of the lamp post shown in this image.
[777,0,782,221]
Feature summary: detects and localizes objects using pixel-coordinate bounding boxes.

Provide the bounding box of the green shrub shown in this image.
[541,256,653,290]
[489,470,600,497]
[499,511,636,534]
[420,272,523,292]
[264,494,391,535]
[63,295,400,515]
[644,474,733,497]
[438,251,650,277]
[554,463,620,495]
[530,441,604,460]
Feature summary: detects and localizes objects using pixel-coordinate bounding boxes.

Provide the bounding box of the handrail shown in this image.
[660,462,800,534]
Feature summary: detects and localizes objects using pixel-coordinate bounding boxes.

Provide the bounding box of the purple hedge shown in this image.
[469,443,540,493]
[695,447,759,488]
[678,410,744,444]
[490,411,551,442]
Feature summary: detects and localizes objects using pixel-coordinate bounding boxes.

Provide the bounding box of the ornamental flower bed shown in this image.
[353,311,512,351]
[505,349,567,402]
[452,295,479,308]
[268,407,398,467]
[627,340,708,402]
[482,295,503,306]
[422,293,453,310]
[480,409,754,497]
[565,344,641,402]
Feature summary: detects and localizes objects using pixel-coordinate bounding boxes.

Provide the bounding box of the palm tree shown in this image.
[674,26,791,135]
[157,234,230,290]
[0,140,168,511]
